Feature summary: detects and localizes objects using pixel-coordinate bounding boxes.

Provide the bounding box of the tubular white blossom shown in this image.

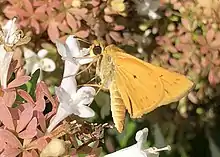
[47,36,95,133]
[0,45,13,89]
[133,0,161,19]
[105,128,171,157]
[23,47,56,81]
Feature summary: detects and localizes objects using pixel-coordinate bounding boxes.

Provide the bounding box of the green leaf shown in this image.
[28,69,40,98]
[117,118,136,147]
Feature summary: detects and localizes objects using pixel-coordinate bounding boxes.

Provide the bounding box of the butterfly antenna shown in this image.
[63,57,97,79]
[75,37,91,44]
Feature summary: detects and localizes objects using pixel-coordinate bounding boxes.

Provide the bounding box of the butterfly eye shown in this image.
[93,45,102,55]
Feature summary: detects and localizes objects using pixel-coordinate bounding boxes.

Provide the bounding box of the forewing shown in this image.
[144,63,194,105]
[114,60,164,118]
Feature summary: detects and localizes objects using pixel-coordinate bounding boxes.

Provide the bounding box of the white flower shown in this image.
[105,128,171,157]
[0,18,31,89]
[47,35,95,133]
[0,17,30,48]
[0,45,13,89]
[0,17,19,46]
[23,47,56,80]
[133,0,161,19]
[0,18,20,89]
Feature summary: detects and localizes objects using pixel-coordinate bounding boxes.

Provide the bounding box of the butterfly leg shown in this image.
[78,83,109,92]
[63,59,96,79]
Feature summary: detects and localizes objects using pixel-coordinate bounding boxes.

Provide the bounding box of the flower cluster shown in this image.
[2,0,134,44]
[150,0,220,108]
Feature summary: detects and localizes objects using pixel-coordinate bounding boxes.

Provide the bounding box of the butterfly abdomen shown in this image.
[110,79,126,133]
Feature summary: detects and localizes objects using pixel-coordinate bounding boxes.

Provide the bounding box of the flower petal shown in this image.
[23,47,36,59]
[37,49,48,58]
[77,104,95,118]
[3,17,19,45]
[0,45,13,88]
[60,76,77,96]
[136,128,148,148]
[65,35,81,56]
[23,47,37,75]
[47,104,72,133]
[55,40,70,58]
[78,57,94,65]
[105,128,170,157]
[74,87,96,105]
[55,87,79,114]
[40,58,56,72]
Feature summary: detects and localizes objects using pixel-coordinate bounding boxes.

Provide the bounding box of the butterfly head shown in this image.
[89,40,105,57]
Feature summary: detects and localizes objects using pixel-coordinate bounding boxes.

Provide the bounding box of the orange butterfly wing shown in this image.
[104,45,165,118]
[104,45,194,118]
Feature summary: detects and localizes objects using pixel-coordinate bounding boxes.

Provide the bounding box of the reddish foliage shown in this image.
[0,79,58,156]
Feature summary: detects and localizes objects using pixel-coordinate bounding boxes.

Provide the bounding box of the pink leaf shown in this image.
[23,150,32,157]
[31,149,39,157]
[17,89,35,105]
[91,0,100,7]
[36,128,44,137]
[208,69,217,86]
[0,98,15,130]
[1,146,21,157]
[0,129,22,148]
[37,112,46,132]
[48,22,59,42]
[18,117,37,139]
[19,19,30,27]
[37,82,56,106]
[113,24,125,31]
[14,7,30,17]
[22,0,34,13]
[9,108,20,121]
[3,89,16,107]
[31,18,40,34]
[34,97,45,112]
[55,12,66,22]
[196,36,206,45]
[16,104,34,133]
[68,8,88,19]
[166,45,177,53]
[210,39,220,49]
[58,21,71,33]
[66,12,78,31]
[75,29,90,38]
[27,136,50,151]
[181,18,191,31]
[35,5,47,15]
[109,31,123,42]
[8,76,31,88]
[206,29,215,44]
[104,15,114,23]
[3,6,17,19]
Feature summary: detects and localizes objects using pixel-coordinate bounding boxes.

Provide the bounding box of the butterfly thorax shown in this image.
[96,51,115,89]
